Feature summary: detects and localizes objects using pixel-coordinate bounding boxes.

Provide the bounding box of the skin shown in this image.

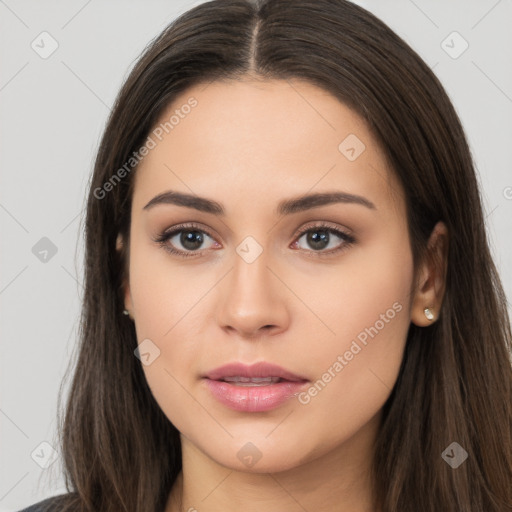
[117,78,448,512]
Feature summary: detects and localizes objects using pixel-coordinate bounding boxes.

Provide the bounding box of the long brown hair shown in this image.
[42,0,512,510]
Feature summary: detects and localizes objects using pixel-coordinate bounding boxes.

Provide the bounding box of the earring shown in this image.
[424,307,434,321]
[123,309,130,316]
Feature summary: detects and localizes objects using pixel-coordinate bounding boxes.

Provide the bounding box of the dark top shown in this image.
[18,493,72,512]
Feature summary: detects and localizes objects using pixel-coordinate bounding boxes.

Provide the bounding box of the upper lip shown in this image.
[203,362,308,382]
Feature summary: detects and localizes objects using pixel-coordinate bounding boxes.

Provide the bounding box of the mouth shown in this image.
[202,362,309,412]
[220,376,285,385]
[213,376,304,386]
[202,361,308,383]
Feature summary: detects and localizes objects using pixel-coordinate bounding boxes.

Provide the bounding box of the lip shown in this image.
[203,361,308,382]
[202,362,309,412]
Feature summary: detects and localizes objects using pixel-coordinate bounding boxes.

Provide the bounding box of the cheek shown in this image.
[129,257,208,432]
[326,237,413,370]
[128,234,210,340]
[293,240,413,440]
[127,240,208,416]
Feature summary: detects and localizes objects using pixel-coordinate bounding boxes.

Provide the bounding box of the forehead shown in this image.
[132,78,404,218]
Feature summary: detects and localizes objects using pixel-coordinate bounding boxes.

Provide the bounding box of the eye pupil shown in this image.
[307,230,329,250]
[181,230,204,250]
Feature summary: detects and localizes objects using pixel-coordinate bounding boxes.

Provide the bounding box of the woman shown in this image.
[20,0,512,511]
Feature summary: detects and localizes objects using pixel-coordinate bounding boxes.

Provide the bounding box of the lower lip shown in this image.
[203,378,309,412]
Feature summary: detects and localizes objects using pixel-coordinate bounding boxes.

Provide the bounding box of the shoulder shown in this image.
[17,493,76,512]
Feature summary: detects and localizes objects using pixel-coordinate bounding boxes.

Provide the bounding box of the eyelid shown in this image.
[153,220,355,258]
[153,221,219,255]
[160,221,216,239]
[292,220,354,239]
[290,221,355,257]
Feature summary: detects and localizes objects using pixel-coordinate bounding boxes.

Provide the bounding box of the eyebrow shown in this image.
[143,190,376,215]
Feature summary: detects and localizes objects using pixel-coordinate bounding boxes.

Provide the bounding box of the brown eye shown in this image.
[153,223,218,258]
[291,223,356,257]
[153,221,356,259]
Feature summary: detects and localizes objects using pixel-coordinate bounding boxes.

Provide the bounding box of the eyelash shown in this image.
[153,221,356,259]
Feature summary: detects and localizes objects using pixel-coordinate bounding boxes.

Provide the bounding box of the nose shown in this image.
[216,251,290,339]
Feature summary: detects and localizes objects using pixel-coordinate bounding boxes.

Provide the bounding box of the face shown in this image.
[120,78,416,473]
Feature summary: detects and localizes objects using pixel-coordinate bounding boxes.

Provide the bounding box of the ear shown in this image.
[410,221,449,327]
[116,233,133,316]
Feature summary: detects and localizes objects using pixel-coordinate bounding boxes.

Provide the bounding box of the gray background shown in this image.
[1,0,511,510]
